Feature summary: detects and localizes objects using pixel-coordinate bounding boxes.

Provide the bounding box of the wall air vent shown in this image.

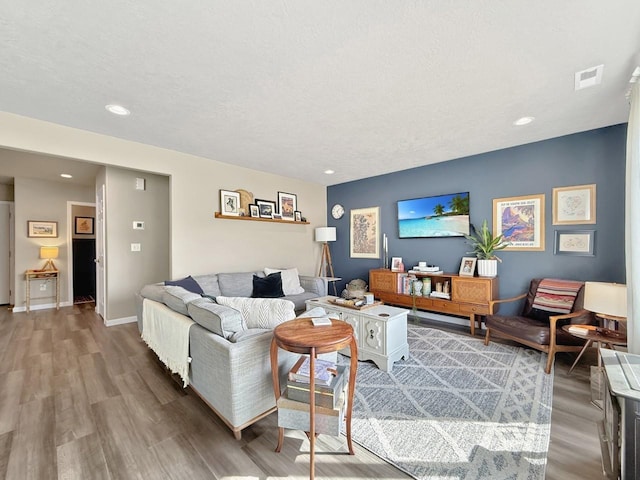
[575,64,604,91]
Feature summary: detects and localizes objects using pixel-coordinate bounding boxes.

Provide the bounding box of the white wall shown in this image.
[0,112,327,320]
[0,184,13,201]
[13,177,94,309]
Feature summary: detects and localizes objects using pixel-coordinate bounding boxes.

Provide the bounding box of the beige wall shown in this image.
[0,112,327,320]
[14,177,94,309]
[0,184,13,201]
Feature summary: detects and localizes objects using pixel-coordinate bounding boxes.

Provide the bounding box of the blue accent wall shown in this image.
[327,124,626,309]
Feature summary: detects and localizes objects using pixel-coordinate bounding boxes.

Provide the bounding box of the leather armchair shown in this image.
[484,278,596,374]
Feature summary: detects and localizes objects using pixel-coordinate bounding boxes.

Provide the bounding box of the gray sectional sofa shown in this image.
[135,270,327,439]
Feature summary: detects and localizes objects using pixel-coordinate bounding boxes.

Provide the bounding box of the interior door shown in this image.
[95,184,106,318]
[0,202,10,304]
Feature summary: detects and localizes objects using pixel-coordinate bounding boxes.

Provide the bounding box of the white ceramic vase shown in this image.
[477,259,498,277]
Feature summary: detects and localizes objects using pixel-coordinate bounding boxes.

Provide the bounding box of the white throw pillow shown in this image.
[264,267,304,295]
[215,296,296,329]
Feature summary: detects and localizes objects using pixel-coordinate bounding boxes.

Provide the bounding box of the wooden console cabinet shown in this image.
[369,269,498,336]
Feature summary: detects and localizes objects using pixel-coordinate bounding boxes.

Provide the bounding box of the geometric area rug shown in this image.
[341,324,554,480]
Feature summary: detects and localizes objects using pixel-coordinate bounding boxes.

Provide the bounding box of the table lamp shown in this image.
[315,226,336,279]
[583,281,627,330]
[40,246,59,271]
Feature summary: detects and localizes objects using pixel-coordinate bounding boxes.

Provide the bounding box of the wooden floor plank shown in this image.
[56,432,110,480]
[0,431,13,480]
[5,397,57,480]
[53,370,96,447]
[79,352,121,405]
[0,370,25,435]
[20,352,54,403]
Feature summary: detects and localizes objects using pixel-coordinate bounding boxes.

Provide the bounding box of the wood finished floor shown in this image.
[0,304,606,479]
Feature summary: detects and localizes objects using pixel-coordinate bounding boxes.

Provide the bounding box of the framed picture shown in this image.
[552,184,596,225]
[554,230,595,256]
[277,191,297,221]
[74,216,94,235]
[459,257,477,276]
[493,194,545,251]
[255,199,276,218]
[294,210,302,222]
[249,204,260,218]
[391,257,404,272]
[220,189,240,216]
[350,206,380,258]
[27,220,58,238]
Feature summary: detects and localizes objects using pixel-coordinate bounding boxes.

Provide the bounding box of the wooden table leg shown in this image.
[469,314,476,336]
[568,339,593,374]
[346,337,358,455]
[309,347,316,480]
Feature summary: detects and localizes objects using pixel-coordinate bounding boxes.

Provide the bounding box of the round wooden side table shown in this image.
[562,325,627,373]
[270,318,358,480]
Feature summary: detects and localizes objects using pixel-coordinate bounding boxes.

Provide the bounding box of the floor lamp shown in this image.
[315,227,337,295]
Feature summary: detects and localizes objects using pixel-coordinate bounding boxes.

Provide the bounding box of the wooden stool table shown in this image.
[562,325,627,373]
[270,318,358,480]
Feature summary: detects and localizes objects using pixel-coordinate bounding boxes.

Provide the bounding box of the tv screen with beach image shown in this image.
[397,192,470,238]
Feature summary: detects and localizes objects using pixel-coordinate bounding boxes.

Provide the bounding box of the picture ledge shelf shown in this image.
[214,212,309,225]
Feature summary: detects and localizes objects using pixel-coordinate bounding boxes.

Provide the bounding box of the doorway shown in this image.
[69,202,96,304]
[0,201,14,305]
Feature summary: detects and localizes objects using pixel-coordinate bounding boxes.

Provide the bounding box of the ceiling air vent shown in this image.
[575,65,604,91]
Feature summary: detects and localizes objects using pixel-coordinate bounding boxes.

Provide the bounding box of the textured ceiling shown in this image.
[1,1,639,186]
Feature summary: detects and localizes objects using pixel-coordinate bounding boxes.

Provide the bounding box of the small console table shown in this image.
[25,269,60,313]
[270,318,358,480]
[369,269,498,336]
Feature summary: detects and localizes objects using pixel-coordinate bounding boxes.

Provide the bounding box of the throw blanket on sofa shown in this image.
[531,278,583,314]
[142,298,194,387]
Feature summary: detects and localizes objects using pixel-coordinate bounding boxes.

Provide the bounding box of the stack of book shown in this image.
[277,356,348,436]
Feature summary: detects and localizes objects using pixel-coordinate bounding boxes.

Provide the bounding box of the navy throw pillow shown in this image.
[252,272,284,298]
[165,275,204,295]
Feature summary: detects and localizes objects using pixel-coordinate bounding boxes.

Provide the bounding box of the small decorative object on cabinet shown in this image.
[369,269,498,336]
[464,220,508,277]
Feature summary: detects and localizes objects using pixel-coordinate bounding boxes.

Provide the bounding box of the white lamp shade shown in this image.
[584,281,627,318]
[40,246,59,259]
[315,227,336,242]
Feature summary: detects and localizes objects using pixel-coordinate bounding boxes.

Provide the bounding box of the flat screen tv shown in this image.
[397,192,470,238]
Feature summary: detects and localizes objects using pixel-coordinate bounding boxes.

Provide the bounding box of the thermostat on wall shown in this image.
[133,221,145,230]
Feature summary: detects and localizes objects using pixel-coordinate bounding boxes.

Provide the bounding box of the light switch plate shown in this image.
[133,221,144,230]
[131,243,141,252]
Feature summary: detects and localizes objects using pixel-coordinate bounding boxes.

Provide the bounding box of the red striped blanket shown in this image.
[531,278,583,314]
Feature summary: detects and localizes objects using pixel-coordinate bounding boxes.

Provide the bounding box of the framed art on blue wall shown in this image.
[493,193,545,251]
[554,230,595,256]
[350,206,380,258]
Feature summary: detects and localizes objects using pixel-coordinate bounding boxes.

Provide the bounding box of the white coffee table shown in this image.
[305,296,409,372]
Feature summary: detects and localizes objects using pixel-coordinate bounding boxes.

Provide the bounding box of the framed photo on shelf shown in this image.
[220,189,240,216]
[74,216,94,235]
[554,230,595,256]
[459,257,477,276]
[294,210,302,222]
[277,191,297,221]
[249,204,260,218]
[27,220,58,238]
[391,257,403,272]
[350,206,380,259]
[255,199,276,219]
[552,184,596,225]
[493,193,545,251]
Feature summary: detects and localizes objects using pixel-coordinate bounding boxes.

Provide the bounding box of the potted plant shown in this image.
[464,220,509,277]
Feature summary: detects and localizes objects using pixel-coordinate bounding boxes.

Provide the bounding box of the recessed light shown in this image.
[105,104,130,116]
[60,173,73,179]
[324,169,335,175]
[513,116,535,126]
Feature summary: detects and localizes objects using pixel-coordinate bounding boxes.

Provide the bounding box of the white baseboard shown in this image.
[105,315,137,327]
[12,301,73,313]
